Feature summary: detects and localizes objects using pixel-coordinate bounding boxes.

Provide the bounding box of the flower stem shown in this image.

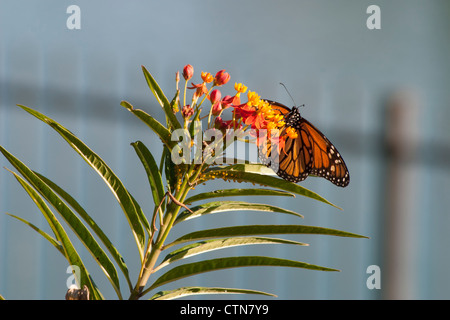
[183,80,188,108]
[128,165,195,300]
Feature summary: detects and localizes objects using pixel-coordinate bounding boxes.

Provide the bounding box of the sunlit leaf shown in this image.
[121,101,175,151]
[6,213,64,256]
[150,286,276,300]
[148,256,339,291]
[184,188,295,204]
[0,147,122,298]
[141,65,181,130]
[156,237,307,271]
[166,224,367,249]
[174,200,303,224]
[7,170,103,300]
[131,141,165,228]
[164,145,177,194]
[35,171,132,292]
[16,105,146,260]
[201,164,341,209]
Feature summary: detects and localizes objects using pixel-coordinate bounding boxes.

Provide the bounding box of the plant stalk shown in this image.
[128,165,194,300]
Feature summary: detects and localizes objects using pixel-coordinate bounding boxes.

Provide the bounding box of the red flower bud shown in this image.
[182,64,194,81]
[214,69,230,86]
[209,89,222,104]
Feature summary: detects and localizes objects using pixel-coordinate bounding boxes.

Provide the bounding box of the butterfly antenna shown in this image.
[279,82,300,107]
[279,83,306,108]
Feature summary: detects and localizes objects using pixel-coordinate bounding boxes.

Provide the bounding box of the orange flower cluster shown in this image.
[178,64,290,148]
[233,92,285,131]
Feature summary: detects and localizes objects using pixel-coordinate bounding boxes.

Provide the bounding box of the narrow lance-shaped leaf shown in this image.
[174,200,304,225]
[8,171,103,300]
[201,164,341,209]
[141,65,181,130]
[129,193,151,239]
[148,256,339,292]
[184,188,295,204]
[164,145,177,194]
[156,237,308,271]
[16,105,146,260]
[35,171,133,292]
[166,224,368,249]
[131,141,165,217]
[150,286,276,300]
[121,101,175,151]
[0,147,122,298]
[6,213,65,256]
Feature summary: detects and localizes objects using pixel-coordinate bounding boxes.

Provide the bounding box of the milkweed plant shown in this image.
[0,65,366,300]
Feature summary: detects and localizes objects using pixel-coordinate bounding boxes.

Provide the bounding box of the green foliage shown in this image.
[0,66,366,300]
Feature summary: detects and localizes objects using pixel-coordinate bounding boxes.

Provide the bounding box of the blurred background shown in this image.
[1,0,449,299]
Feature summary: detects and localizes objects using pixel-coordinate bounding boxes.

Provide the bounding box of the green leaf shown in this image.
[166,225,368,249]
[202,164,341,209]
[130,194,151,239]
[131,141,165,217]
[225,163,277,174]
[156,237,308,271]
[0,147,122,298]
[169,89,180,112]
[141,65,181,130]
[150,286,276,300]
[35,171,133,292]
[184,188,295,204]
[16,105,146,260]
[121,101,175,151]
[148,256,339,291]
[6,213,65,256]
[7,170,103,300]
[174,200,303,225]
[164,145,177,193]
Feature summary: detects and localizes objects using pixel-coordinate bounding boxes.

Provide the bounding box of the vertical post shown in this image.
[383,90,420,299]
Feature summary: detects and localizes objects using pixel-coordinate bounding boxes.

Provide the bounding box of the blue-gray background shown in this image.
[1,0,449,299]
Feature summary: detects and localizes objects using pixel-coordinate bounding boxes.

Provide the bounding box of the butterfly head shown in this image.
[292,104,305,111]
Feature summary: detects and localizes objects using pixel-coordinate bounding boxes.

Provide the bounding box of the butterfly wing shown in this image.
[299,117,350,187]
[257,100,312,182]
[275,126,313,183]
[263,100,292,116]
[258,100,350,187]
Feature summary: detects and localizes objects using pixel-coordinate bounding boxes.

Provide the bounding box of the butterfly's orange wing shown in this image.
[258,100,350,187]
[298,118,350,187]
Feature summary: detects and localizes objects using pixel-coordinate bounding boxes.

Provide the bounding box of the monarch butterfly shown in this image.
[258,100,350,187]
